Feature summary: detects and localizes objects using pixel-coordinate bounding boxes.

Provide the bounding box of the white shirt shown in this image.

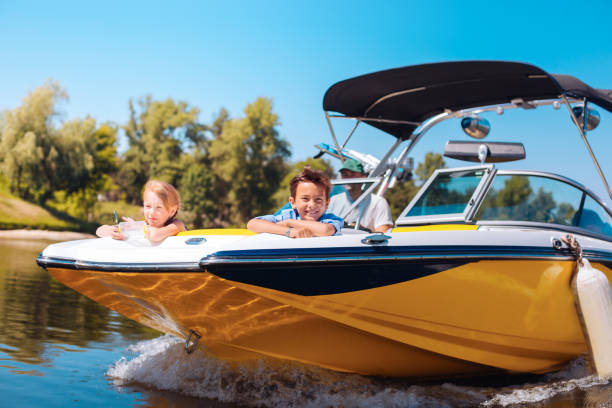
[327,191,393,232]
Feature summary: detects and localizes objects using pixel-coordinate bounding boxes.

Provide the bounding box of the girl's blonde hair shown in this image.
[144,180,181,222]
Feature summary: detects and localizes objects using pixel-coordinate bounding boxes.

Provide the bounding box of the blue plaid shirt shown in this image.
[256,208,343,235]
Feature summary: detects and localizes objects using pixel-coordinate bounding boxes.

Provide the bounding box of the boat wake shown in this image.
[107,336,611,408]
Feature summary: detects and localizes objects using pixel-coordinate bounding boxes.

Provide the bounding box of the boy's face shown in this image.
[289,181,329,221]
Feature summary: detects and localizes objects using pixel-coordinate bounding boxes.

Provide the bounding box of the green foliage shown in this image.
[476,175,577,225]
[555,202,576,225]
[209,97,290,225]
[0,81,119,224]
[0,188,92,232]
[496,175,532,209]
[386,179,419,220]
[179,154,218,228]
[91,200,143,226]
[0,80,67,203]
[0,79,463,233]
[415,152,446,182]
[272,157,334,209]
[118,96,204,203]
[385,152,446,219]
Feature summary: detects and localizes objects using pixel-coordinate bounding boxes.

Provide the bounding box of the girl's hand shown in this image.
[110,225,124,240]
[122,216,135,222]
[96,224,124,239]
[144,225,162,242]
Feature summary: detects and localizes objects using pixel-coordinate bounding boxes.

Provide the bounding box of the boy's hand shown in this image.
[289,226,312,238]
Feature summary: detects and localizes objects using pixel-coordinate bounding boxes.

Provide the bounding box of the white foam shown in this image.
[107,336,610,408]
[107,336,489,407]
[482,358,610,407]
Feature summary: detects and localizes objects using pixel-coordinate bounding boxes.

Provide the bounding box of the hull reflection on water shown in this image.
[0,239,158,365]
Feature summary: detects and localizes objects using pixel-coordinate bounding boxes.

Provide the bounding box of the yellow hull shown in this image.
[47,258,610,377]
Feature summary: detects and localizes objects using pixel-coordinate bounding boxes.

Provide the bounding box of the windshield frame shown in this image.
[395,167,612,241]
[396,165,495,225]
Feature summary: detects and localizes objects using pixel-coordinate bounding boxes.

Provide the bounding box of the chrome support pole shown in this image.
[404,112,450,157]
[340,119,361,149]
[325,111,345,163]
[562,95,612,201]
[369,138,403,178]
[376,143,412,196]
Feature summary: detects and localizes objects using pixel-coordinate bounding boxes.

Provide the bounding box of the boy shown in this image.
[247,167,343,238]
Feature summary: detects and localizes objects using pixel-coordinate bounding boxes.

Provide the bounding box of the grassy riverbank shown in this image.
[0,188,142,233]
[0,189,82,231]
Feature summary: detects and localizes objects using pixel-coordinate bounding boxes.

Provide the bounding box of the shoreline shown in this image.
[0,229,95,241]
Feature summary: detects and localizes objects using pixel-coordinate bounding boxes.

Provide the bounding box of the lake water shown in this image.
[1,238,611,408]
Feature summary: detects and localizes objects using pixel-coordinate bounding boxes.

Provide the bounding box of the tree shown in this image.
[118,96,203,203]
[528,187,556,222]
[386,179,419,220]
[0,80,67,202]
[0,81,113,212]
[386,152,446,219]
[271,157,335,210]
[179,153,218,228]
[209,97,290,225]
[415,152,446,182]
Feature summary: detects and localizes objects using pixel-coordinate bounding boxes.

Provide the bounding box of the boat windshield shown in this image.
[475,173,612,237]
[396,166,493,224]
[406,169,485,216]
[396,168,612,238]
[476,174,583,225]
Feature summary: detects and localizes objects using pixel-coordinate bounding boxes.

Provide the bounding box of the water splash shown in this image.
[107,336,610,408]
[482,358,611,407]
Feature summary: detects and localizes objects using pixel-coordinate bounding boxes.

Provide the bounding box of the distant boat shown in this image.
[38,61,612,378]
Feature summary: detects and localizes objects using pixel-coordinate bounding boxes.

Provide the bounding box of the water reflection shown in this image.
[1,238,610,408]
[0,239,158,365]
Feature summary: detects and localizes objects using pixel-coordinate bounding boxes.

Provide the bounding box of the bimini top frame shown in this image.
[322,61,612,200]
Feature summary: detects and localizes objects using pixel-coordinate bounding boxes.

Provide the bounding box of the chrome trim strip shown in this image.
[37,255,202,272]
[465,167,497,221]
[201,253,581,266]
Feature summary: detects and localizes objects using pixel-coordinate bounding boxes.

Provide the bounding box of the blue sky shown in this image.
[1,0,612,202]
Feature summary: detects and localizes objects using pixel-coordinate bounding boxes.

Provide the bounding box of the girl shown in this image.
[96,180,186,242]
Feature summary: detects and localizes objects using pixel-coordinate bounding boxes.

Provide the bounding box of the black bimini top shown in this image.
[322,61,612,139]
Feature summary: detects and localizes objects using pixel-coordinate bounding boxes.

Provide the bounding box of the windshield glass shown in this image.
[578,195,612,236]
[476,174,581,224]
[406,169,487,217]
[475,173,612,237]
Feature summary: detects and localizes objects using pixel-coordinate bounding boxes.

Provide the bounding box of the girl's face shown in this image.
[143,189,176,228]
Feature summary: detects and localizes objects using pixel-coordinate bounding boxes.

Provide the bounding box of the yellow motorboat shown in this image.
[37,61,612,378]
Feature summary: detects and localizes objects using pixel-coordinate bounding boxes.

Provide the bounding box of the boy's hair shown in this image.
[289,167,332,199]
[144,180,181,221]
